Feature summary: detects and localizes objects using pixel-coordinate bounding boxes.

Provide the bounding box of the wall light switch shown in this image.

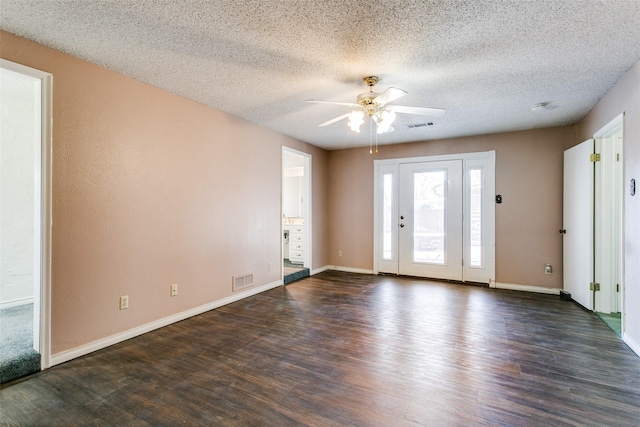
[545,264,552,275]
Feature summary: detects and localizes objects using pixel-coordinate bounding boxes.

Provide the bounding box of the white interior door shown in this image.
[563,139,594,310]
[398,160,463,280]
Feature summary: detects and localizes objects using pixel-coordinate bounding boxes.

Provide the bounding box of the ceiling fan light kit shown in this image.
[307,75,445,152]
[348,110,365,132]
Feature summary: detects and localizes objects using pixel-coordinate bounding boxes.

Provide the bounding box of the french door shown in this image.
[398,160,463,280]
[374,152,495,284]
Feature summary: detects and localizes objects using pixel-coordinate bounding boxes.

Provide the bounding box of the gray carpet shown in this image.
[0,304,41,384]
[596,311,622,337]
[283,259,310,284]
[284,267,310,284]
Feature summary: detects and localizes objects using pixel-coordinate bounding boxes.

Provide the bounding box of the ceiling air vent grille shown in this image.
[405,122,434,129]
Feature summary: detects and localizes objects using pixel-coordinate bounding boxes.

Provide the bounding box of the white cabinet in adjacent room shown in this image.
[288,226,304,264]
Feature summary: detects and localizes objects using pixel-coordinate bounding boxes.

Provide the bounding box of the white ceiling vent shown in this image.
[405,122,434,129]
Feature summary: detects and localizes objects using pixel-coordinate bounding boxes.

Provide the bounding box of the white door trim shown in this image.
[1,59,53,369]
[593,113,625,327]
[593,113,624,139]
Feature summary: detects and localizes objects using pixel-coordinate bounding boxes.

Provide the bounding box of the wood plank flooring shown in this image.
[1,271,639,426]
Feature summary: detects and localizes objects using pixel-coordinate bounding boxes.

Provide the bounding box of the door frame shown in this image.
[593,114,625,323]
[1,59,53,369]
[373,150,495,284]
[281,147,312,271]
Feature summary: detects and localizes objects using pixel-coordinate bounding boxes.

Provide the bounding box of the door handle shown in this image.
[400,223,405,228]
[400,215,404,220]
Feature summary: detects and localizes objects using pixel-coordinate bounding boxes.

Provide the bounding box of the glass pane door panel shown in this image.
[382,173,393,260]
[413,171,446,264]
[469,168,483,267]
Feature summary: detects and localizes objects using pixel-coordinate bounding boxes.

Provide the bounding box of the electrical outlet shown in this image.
[119,295,129,310]
[545,264,552,275]
[338,250,343,257]
[170,284,178,296]
[268,262,272,271]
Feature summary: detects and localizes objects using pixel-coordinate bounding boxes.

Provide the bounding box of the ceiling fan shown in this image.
[306,76,445,134]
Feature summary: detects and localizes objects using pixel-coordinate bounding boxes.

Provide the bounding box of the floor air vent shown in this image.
[406,122,434,129]
[232,273,254,292]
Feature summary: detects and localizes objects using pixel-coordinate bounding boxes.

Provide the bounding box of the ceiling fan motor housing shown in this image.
[363,76,379,87]
[357,92,380,116]
[358,76,382,116]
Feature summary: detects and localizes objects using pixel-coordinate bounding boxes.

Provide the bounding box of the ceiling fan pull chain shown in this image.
[369,118,373,154]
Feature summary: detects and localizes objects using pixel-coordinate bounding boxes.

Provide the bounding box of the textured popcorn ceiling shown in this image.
[1,0,639,150]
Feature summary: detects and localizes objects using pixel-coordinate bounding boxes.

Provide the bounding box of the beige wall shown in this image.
[576,60,640,354]
[328,126,574,289]
[0,30,329,355]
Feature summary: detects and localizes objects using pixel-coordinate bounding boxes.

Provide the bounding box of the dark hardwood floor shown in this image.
[1,271,639,426]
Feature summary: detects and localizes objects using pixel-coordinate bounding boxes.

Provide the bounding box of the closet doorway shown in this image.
[282,147,311,284]
[562,114,624,336]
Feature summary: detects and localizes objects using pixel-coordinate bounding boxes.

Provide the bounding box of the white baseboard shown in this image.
[0,296,34,310]
[309,272,560,295]
[49,279,283,367]
[310,265,377,276]
[492,282,561,295]
[623,333,640,358]
[311,265,375,275]
[311,265,330,275]
[330,265,375,275]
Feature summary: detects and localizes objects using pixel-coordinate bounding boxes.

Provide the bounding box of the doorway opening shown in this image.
[282,147,311,284]
[0,59,52,383]
[594,116,624,336]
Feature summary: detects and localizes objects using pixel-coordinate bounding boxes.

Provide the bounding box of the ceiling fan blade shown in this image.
[390,105,446,117]
[318,113,350,127]
[306,99,360,108]
[374,87,407,106]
